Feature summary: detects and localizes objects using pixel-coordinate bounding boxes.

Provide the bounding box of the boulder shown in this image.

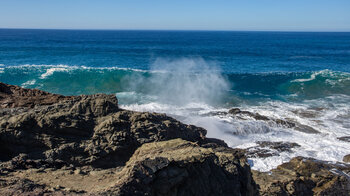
[104,139,258,196]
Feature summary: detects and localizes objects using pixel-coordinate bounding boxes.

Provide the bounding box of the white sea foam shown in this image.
[292,69,350,84]
[291,70,324,82]
[120,94,350,172]
[40,67,69,79]
[1,64,151,73]
[21,79,37,87]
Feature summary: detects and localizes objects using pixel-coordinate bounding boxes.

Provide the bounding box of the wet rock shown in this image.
[293,123,320,134]
[246,141,300,158]
[292,109,319,118]
[228,108,320,134]
[257,141,300,152]
[338,136,350,142]
[343,154,350,163]
[253,157,350,196]
[106,139,258,196]
[229,108,269,121]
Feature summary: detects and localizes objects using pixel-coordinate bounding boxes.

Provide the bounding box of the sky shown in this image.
[0,0,349,31]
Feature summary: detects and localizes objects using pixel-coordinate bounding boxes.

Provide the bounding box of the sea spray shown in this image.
[123,57,230,105]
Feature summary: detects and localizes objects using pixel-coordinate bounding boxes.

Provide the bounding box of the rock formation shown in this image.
[228,108,320,134]
[105,139,257,196]
[0,83,349,195]
[253,157,350,195]
[0,82,72,108]
[0,83,257,195]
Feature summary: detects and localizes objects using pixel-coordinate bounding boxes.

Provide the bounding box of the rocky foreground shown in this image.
[0,82,349,195]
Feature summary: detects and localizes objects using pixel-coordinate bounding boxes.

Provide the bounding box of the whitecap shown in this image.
[21,79,36,87]
[40,67,69,79]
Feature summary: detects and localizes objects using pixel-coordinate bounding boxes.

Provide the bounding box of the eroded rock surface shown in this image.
[1,83,348,196]
[228,108,320,134]
[0,82,73,108]
[246,141,301,158]
[0,93,206,169]
[0,83,255,195]
[104,139,258,196]
[253,157,350,196]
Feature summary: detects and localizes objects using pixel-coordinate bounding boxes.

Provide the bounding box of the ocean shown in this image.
[1,29,350,171]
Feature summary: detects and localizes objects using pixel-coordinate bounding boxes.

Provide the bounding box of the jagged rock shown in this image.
[338,136,350,142]
[104,139,258,196]
[2,83,348,195]
[0,94,206,169]
[253,157,350,196]
[246,141,300,158]
[0,82,73,108]
[228,108,320,134]
[229,108,270,121]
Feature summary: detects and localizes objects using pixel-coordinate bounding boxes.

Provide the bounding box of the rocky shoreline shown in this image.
[0,82,349,195]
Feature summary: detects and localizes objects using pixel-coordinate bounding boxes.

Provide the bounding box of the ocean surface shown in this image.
[1,29,350,171]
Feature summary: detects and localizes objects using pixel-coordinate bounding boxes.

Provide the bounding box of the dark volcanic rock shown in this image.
[246,141,301,158]
[1,84,257,195]
[0,93,206,168]
[229,108,270,121]
[338,136,350,142]
[253,157,350,196]
[228,108,320,134]
[0,82,73,108]
[104,139,258,196]
[256,141,300,152]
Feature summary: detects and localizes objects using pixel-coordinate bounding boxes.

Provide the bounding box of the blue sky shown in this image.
[0,0,349,31]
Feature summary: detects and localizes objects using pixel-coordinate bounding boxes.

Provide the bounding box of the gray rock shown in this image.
[106,139,258,196]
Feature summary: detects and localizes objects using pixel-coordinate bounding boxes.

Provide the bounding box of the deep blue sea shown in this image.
[1,29,350,170]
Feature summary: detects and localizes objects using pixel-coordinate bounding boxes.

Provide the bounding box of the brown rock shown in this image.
[343,154,350,163]
[0,82,73,108]
[0,94,205,169]
[253,157,350,196]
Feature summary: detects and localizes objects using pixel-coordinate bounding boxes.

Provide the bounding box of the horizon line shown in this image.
[1,27,350,33]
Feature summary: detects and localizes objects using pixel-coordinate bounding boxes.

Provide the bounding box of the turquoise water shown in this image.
[1,29,350,170]
[1,29,350,104]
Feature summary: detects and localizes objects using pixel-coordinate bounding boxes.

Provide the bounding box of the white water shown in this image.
[120,94,350,172]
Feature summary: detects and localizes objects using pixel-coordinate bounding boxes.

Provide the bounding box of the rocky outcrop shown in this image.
[0,93,206,169]
[246,141,300,158]
[1,83,349,195]
[105,139,258,196]
[228,108,320,134]
[0,83,256,195]
[253,157,350,196]
[0,82,73,108]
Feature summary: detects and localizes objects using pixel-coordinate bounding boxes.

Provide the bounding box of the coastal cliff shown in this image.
[0,82,349,195]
